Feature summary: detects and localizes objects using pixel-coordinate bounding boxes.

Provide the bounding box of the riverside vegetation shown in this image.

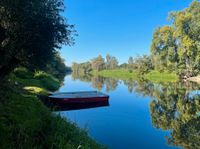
[0,68,105,149]
[0,0,105,148]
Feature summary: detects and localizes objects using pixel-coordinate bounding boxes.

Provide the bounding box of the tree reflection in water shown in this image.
[71,73,200,149]
[72,72,118,92]
[126,80,200,149]
[149,82,200,149]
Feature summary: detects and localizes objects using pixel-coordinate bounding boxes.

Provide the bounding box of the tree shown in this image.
[45,52,70,80]
[133,55,153,75]
[105,54,112,69]
[81,62,92,74]
[170,1,200,71]
[151,26,178,72]
[72,63,79,74]
[150,1,200,74]
[71,61,92,75]
[0,0,75,80]
[91,55,105,71]
[128,57,134,69]
[110,56,118,69]
[105,54,118,69]
[119,63,128,69]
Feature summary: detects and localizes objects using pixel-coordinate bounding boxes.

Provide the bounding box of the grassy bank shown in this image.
[144,71,178,82]
[0,68,105,149]
[91,69,178,82]
[92,69,137,80]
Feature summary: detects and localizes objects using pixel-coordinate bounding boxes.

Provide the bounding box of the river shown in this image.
[56,74,200,149]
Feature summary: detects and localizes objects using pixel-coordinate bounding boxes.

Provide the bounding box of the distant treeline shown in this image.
[72,54,153,75]
[73,1,200,78]
[72,54,118,74]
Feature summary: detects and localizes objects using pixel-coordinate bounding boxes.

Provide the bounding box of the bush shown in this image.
[34,71,60,91]
[14,67,32,79]
[129,70,133,73]
[34,71,49,79]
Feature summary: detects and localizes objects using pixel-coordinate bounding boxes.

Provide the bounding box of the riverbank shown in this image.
[0,68,106,149]
[91,70,178,82]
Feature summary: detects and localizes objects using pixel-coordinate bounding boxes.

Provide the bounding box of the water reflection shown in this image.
[72,72,119,92]
[52,100,109,111]
[72,72,200,149]
[149,82,200,149]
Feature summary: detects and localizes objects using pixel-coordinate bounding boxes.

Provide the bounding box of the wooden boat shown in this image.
[48,91,109,104]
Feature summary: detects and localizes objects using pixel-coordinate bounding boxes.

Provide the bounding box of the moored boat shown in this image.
[48,91,109,104]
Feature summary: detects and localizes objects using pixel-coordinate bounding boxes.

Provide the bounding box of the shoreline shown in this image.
[91,69,178,82]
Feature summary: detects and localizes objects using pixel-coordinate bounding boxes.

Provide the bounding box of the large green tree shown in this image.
[171,0,200,71]
[151,1,200,74]
[151,26,178,72]
[0,0,75,80]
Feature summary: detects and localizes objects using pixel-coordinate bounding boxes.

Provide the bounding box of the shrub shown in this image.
[129,70,133,73]
[14,67,32,79]
[34,71,49,79]
[34,71,60,91]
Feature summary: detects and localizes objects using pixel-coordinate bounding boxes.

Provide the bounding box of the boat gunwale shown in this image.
[49,91,109,99]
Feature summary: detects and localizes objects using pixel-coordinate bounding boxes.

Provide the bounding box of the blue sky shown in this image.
[61,0,192,66]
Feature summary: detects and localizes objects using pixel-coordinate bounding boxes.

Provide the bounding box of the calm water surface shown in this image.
[56,74,200,149]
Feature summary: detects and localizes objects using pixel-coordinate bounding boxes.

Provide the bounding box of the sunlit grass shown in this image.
[92,69,137,80]
[92,69,178,82]
[145,71,178,82]
[12,68,60,91]
[24,86,48,95]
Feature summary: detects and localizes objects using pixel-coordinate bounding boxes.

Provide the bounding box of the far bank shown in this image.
[91,69,178,83]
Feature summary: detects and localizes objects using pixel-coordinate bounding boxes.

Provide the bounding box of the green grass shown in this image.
[23,86,49,95]
[145,71,178,82]
[0,68,105,149]
[91,69,137,80]
[92,69,178,82]
[12,68,60,91]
